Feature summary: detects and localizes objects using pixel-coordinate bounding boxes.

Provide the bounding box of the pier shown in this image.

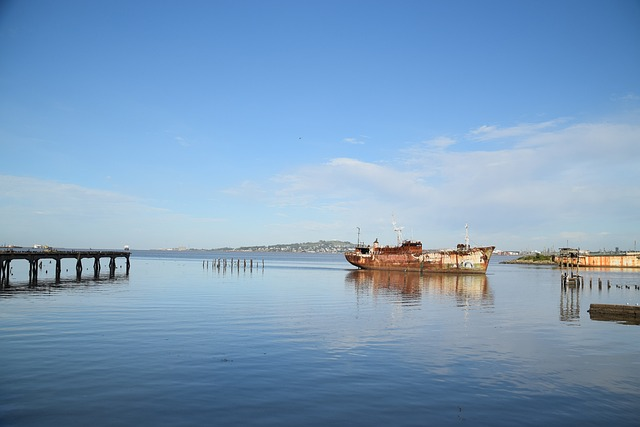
[0,249,130,286]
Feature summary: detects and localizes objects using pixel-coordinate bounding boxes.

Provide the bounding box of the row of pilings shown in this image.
[562,274,640,291]
[560,274,640,324]
[203,258,264,272]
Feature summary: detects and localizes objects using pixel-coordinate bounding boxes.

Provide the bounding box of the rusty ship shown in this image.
[345,224,495,274]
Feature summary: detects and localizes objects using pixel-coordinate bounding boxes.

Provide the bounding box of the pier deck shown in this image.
[0,249,130,285]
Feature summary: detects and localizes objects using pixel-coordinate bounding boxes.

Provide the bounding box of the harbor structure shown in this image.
[0,248,130,286]
[557,248,640,269]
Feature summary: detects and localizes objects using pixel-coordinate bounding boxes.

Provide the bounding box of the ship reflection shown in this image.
[345,270,493,307]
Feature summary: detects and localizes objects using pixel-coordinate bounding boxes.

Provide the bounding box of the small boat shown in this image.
[345,224,495,274]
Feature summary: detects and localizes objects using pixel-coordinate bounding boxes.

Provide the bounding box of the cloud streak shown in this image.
[468,119,566,142]
[0,175,223,249]
[343,136,368,145]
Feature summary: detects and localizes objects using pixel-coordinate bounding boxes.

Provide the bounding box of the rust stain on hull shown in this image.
[577,254,640,268]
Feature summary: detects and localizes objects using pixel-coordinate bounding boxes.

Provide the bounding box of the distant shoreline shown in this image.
[149,240,355,254]
[500,256,556,266]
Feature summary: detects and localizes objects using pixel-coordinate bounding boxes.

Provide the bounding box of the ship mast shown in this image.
[392,216,404,245]
[465,223,470,250]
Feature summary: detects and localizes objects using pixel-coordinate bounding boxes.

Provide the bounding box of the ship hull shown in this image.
[345,245,495,274]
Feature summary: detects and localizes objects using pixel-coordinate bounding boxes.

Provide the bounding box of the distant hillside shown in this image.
[219,240,355,253]
[501,253,556,265]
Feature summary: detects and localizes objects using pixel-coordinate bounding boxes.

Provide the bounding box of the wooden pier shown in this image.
[0,249,130,286]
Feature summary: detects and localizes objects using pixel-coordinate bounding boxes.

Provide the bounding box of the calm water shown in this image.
[1,251,639,426]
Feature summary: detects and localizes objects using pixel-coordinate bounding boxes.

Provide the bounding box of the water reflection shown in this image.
[345,270,493,307]
[560,284,581,322]
[0,275,129,298]
[559,272,640,324]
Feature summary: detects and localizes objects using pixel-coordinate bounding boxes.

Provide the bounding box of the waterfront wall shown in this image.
[558,252,640,268]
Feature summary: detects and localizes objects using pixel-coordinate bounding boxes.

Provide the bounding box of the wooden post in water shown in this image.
[93,257,100,278]
[76,257,83,280]
[55,258,61,283]
[109,257,116,278]
[29,259,38,284]
[2,259,10,286]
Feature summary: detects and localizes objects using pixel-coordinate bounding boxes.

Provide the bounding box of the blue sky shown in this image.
[1,0,639,251]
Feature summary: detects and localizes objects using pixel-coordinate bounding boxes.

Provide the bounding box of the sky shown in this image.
[1,0,639,251]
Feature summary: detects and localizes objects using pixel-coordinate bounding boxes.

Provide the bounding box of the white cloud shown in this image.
[0,176,141,219]
[254,117,640,249]
[468,119,566,142]
[270,158,433,209]
[427,136,456,150]
[344,137,365,145]
[221,180,267,199]
[0,175,224,249]
[611,92,640,102]
[175,136,190,147]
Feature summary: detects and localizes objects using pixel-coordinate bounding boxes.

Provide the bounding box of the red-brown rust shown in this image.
[557,250,640,269]
[345,240,495,274]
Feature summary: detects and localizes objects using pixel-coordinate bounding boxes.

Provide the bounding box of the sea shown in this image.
[1,250,639,426]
